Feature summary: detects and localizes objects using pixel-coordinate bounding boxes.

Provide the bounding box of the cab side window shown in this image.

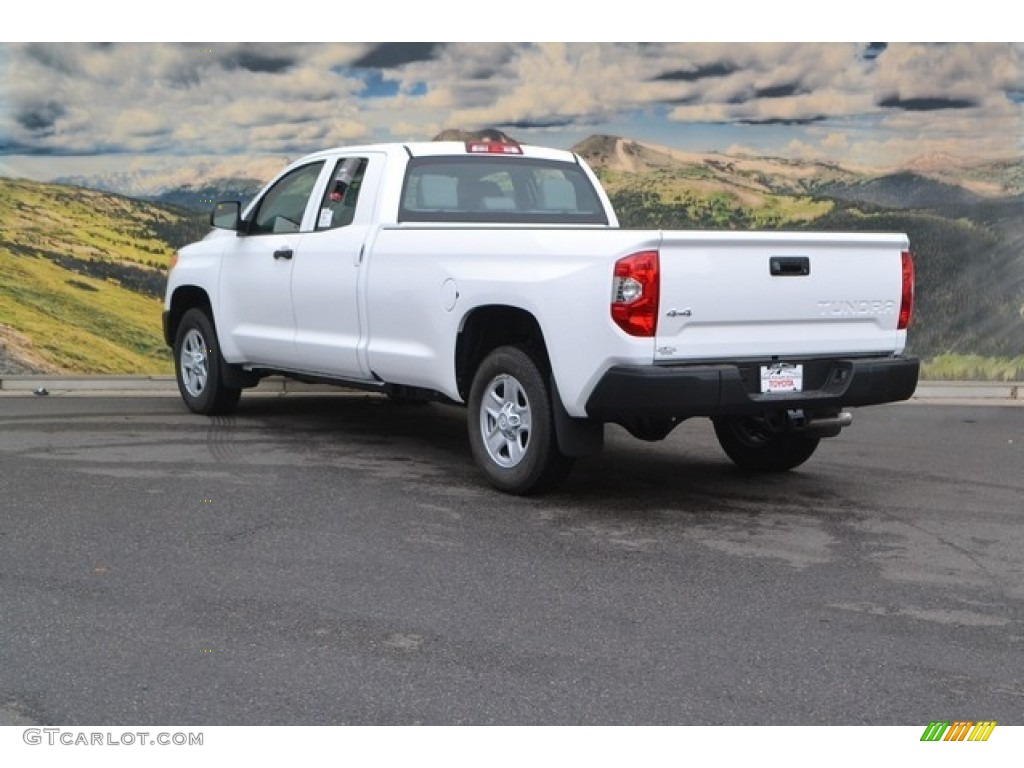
[316,157,368,231]
[249,162,325,235]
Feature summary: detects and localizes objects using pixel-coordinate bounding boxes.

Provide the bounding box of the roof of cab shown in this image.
[405,141,577,163]
[294,141,578,164]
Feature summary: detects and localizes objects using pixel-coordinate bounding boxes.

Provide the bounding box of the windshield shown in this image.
[399,156,608,225]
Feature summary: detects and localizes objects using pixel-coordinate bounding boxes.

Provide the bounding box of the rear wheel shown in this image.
[173,308,241,415]
[467,346,573,494]
[713,416,819,472]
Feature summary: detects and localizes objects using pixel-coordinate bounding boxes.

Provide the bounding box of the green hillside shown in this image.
[0,178,206,374]
[800,204,1024,361]
[603,168,833,230]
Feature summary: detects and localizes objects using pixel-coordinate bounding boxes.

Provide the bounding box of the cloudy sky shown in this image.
[2,41,1021,187]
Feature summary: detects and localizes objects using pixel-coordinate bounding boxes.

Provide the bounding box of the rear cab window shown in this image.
[399,156,608,225]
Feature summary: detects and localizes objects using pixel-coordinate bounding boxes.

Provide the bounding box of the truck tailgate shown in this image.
[654,231,909,362]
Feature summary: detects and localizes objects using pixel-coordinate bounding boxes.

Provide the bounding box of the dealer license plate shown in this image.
[760,363,804,394]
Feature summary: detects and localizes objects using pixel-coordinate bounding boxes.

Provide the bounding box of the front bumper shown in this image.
[585,356,920,421]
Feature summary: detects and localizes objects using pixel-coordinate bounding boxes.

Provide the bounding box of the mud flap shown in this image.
[551,381,604,457]
[220,360,261,390]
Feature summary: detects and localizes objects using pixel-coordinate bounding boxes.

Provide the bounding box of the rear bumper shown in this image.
[585,356,920,421]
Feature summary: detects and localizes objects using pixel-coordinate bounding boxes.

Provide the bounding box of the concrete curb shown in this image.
[911,382,1021,401]
[0,375,1021,403]
[0,375,342,394]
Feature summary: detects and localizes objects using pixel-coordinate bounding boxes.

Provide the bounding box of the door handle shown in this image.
[770,256,809,276]
[273,247,294,260]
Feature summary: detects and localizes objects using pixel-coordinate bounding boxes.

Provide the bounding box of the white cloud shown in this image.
[1,41,1021,181]
[2,43,368,156]
[387,120,441,140]
[783,139,825,160]
[821,133,849,150]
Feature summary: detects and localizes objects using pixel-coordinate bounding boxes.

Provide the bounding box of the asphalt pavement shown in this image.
[0,393,1021,724]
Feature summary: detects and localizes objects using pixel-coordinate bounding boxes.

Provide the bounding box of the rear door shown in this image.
[654,231,909,362]
[290,153,384,379]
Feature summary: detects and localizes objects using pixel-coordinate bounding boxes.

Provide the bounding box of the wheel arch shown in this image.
[456,305,603,458]
[455,305,548,402]
[165,285,214,347]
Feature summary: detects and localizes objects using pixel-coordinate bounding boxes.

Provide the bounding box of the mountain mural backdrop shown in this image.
[1,130,1022,379]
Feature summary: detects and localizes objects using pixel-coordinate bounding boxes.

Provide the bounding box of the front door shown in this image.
[218,161,325,366]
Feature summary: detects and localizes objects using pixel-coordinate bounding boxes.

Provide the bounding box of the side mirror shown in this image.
[210,201,241,230]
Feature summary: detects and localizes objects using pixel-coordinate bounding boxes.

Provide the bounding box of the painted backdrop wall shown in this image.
[0,43,1021,376]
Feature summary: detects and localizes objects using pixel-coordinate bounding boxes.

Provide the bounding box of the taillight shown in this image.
[611,250,659,337]
[898,250,914,330]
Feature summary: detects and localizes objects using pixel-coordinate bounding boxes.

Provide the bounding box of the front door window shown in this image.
[250,162,325,235]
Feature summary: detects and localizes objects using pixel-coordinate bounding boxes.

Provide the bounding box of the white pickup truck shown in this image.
[163,139,918,494]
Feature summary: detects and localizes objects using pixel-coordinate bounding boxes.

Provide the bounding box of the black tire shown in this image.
[467,346,573,495]
[713,416,820,472]
[173,308,241,416]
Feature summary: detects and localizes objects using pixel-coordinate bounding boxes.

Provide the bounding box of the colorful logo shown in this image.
[920,721,997,742]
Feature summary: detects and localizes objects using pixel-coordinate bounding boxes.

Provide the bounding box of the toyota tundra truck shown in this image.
[163,140,919,494]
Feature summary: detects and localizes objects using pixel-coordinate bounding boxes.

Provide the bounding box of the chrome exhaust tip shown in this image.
[803,410,853,438]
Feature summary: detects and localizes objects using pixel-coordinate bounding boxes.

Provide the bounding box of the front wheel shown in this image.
[173,308,241,415]
[713,416,820,472]
[467,346,573,495]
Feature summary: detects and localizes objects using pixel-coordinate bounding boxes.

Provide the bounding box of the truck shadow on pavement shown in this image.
[224,394,845,520]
